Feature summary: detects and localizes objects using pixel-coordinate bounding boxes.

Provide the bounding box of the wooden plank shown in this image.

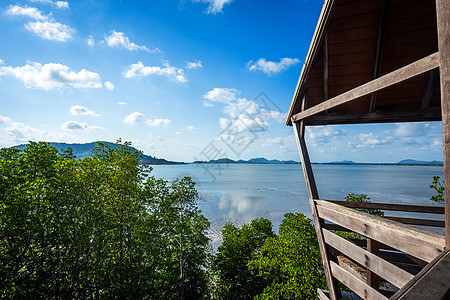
[436,0,450,250]
[316,200,445,262]
[337,255,367,283]
[293,118,340,299]
[291,52,440,122]
[384,216,445,228]
[378,250,427,267]
[323,229,414,289]
[326,200,445,214]
[330,261,388,300]
[391,250,450,300]
[317,289,330,300]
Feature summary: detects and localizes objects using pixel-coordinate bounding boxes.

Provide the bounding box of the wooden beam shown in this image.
[329,261,388,300]
[326,200,445,214]
[369,0,388,112]
[304,108,441,125]
[323,33,329,102]
[315,200,445,262]
[291,52,440,122]
[420,70,437,110]
[391,250,450,300]
[323,229,414,289]
[293,104,340,299]
[436,0,450,250]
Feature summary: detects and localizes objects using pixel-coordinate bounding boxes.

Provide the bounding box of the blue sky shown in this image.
[0,0,444,163]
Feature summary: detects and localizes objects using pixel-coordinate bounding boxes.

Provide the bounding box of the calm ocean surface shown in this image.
[151,164,445,247]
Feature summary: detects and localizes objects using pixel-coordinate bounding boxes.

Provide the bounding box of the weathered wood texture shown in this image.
[337,255,367,283]
[293,119,340,299]
[323,229,414,288]
[315,200,445,262]
[436,0,450,249]
[291,52,440,122]
[330,261,388,300]
[391,250,450,300]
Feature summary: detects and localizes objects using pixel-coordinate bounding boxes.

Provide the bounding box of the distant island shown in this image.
[193,157,299,164]
[10,142,183,165]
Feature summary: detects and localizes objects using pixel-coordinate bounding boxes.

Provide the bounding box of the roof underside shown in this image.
[286,0,441,126]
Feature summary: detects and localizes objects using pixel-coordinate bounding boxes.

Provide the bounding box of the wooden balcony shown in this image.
[286,0,450,298]
[313,199,447,299]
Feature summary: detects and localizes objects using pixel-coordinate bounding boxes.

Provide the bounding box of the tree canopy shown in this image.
[0,141,210,299]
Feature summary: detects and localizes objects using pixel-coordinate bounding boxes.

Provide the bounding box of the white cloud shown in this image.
[186,60,203,69]
[124,61,187,83]
[219,115,268,133]
[104,81,115,91]
[203,87,284,138]
[186,125,196,131]
[394,123,427,137]
[306,126,347,146]
[104,31,157,52]
[147,132,162,141]
[357,132,390,148]
[25,21,74,42]
[146,118,171,127]
[0,61,103,90]
[30,0,69,9]
[192,0,233,14]
[203,87,239,106]
[124,112,145,125]
[0,115,53,146]
[69,105,100,117]
[262,137,282,147]
[175,131,182,135]
[117,101,127,105]
[6,5,47,20]
[87,35,94,46]
[247,57,300,75]
[61,121,103,131]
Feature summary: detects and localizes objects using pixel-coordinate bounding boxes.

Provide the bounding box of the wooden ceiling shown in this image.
[286,0,441,126]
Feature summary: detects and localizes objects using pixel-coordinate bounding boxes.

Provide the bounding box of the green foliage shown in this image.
[212,218,275,300]
[248,213,326,300]
[430,176,445,202]
[345,193,384,216]
[0,141,210,299]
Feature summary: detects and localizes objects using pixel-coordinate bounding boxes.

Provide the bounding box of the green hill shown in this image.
[10,142,182,165]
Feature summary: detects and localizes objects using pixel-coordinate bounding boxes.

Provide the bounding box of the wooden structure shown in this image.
[286,0,450,299]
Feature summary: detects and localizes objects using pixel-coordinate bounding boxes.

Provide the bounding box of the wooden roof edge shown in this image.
[285,0,336,126]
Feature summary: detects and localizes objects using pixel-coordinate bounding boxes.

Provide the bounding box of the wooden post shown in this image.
[323,34,329,102]
[436,0,450,249]
[292,95,340,299]
[367,239,380,289]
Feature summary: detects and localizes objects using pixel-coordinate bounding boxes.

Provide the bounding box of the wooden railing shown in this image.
[315,199,445,299]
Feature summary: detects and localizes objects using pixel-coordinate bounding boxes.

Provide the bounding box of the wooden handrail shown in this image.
[315,200,445,262]
[325,200,445,214]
